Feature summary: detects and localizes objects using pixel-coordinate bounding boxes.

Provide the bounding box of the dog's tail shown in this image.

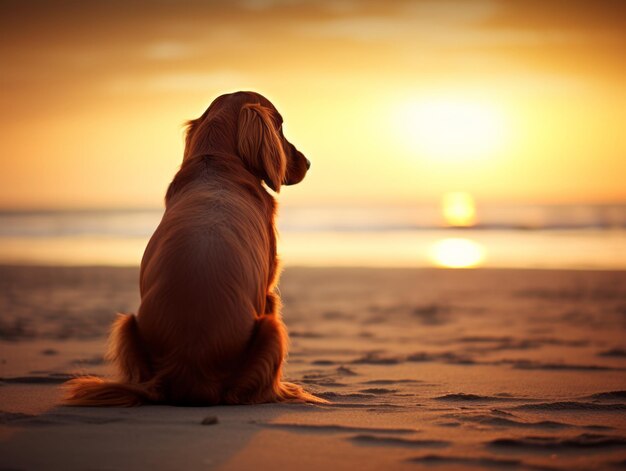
[63,377,159,407]
[63,313,159,407]
[276,380,329,404]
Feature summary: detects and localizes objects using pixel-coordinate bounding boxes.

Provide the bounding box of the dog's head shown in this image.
[184,91,310,192]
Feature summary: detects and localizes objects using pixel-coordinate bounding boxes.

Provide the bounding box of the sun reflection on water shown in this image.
[430,237,486,268]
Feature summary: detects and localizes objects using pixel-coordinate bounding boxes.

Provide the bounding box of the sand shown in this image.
[0,265,625,470]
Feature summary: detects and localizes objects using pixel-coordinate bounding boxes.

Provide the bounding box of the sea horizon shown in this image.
[1,203,624,269]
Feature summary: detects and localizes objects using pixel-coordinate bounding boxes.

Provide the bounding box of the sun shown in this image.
[442,192,477,227]
[393,97,505,161]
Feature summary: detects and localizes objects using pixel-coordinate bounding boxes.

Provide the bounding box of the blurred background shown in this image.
[1,0,625,269]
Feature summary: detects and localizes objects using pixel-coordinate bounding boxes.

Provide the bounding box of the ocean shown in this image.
[0,204,624,269]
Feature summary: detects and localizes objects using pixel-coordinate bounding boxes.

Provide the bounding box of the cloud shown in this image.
[106,70,250,94]
[292,0,593,48]
[238,0,305,10]
[145,41,193,60]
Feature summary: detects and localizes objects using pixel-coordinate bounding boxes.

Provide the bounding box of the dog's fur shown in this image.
[63,91,325,406]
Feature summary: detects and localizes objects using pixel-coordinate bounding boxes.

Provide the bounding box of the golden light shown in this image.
[430,238,486,268]
[442,192,477,227]
[393,98,505,161]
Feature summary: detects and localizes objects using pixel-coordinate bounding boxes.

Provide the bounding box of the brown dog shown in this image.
[64,91,325,406]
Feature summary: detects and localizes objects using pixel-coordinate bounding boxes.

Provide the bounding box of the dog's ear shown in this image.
[237,103,286,192]
[182,118,199,161]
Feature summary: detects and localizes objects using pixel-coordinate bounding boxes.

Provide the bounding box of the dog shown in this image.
[64,91,326,406]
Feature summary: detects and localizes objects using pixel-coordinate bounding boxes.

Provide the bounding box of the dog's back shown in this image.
[137,161,273,402]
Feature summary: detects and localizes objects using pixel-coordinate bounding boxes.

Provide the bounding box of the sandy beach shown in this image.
[0,265,625,470]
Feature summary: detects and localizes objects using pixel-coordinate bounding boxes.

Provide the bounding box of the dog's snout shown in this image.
[305,158,311,170]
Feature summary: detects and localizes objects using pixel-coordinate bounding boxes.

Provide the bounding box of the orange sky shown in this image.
[1,0,624,208]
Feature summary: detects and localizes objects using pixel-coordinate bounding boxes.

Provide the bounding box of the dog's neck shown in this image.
[164,153,274,209]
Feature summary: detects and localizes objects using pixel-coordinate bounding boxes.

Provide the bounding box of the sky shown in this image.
[1,0,625,209]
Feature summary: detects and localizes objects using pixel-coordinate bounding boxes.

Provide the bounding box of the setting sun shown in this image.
[442,192,477,227]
